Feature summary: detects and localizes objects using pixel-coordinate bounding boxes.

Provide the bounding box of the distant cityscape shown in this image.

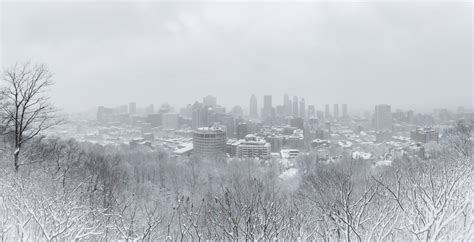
[47,94,473,170]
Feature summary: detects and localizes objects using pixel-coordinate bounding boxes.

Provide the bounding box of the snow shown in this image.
[374,160,392,167]
[352,151,372,160]
[279,168,298,180]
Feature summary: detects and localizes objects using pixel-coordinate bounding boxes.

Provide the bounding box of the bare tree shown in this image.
[0,63,61,171]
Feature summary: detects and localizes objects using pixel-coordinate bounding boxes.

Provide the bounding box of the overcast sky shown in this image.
[1,1,472,113]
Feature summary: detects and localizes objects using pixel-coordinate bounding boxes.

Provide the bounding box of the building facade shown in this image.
[162,113,179,129]
[249,94,258,118]
[333,104,339,119]
[374,104,392,131]
[193,127,227,157]
[236,135,271,159]
[410,127,439,143]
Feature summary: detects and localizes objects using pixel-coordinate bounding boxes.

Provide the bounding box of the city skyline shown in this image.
[93,93,472,118]
[0,1,472,240]
[1,1,471,113]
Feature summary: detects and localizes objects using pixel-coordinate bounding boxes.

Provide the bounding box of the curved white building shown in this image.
[193,127,227,157]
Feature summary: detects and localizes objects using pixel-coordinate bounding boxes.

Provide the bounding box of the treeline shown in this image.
[0,124,472,241]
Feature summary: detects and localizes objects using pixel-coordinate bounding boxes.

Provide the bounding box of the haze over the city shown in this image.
[1,1,472,112]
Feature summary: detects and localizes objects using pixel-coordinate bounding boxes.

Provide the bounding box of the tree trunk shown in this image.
[14,150,20,172]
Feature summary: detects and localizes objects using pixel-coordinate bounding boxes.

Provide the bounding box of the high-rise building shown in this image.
[236,122,249,139]
[203,95,217,107]
[192,102,209,129]
[290,117,304,130]
[293,96,299,117]
[193,127,226,157]
[374,104,392,131]
[262,95,273,119]
[219,114,235,138]
[266,136,284,153]
[407,110,415,124]
[284,94,292,116]
[159,103,171,113]
[333,104,339,119]
[308,105,316,118]
[325,104,331,120]
[162,113,179,129]
[97,106,115,122]
[147,113,162,127]
[275,105,285,118]
[299,98,306,118]
[180,104,193,119]
[317,110,324,121]
[249,94,258,118]
[119,105,128,114]
[129,102,137,115]
[146,104,155,114]
[342,104,348,118]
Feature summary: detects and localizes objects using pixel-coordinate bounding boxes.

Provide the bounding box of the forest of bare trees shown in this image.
[0,64,472,241]
[0,123,471,241]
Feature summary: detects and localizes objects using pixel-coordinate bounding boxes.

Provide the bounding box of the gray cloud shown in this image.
[1,1,472,113]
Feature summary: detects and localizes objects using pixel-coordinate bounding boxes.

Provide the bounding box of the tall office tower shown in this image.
[325,104,330,119]
[146,104,155,114]
[236,122,249,139]
[292,96,299,117]
[193,127,227,157]
[249,94,258,118]
[342,104,348,118]
[275,105,285,117]
[119,105,128,114]
[97,106,113,122]
[333,104,339,119]
[374,104,392,131]
[159,103,171,113]
[231,105,243,118]
[203,95,217,107]
[262,95,273,119]
[407,110,415,124]
[284,94,292,116]
[180,104,193,119]
[220,114,236,138]
[308,105,316,118]
[299,98,306,118]
[129,102,137,115]
[317,110,324,121]
[192,102,209,129]
[162,113,179,129]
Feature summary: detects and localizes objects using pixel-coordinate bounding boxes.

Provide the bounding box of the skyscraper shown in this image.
[162,113,179,129]
[146,104,155,114]
[342,104,348,118]
[333,104,339,119]
[192,102,209,129]
[129,102,137,115]
[203,95,217,107]
[262,95,273,119]
[299,98,306,118]
[317,110,324,121]
[249,94,258,118]
[308,105,316,118]
[374,104,392,131]
[325,104,330,119]
[284,94,292,116]
[292,96,299,117]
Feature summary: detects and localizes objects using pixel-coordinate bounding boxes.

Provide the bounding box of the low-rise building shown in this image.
[236,135,271,159]
[410,127,439,144]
